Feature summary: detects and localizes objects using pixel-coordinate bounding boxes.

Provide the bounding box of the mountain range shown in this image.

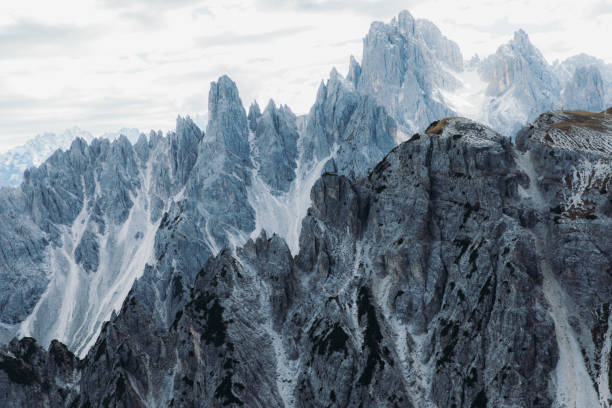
[0,128,141,187]
[1,11,611,189]
[0,10,611,408]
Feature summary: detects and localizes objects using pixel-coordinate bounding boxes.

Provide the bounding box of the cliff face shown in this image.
[478,30,562,135]
[562,66,606,112]
[3,110,610,407]
[354,10,460,135]
[554,54,612,107]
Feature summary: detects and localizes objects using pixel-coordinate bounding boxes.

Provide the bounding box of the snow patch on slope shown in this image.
[17,146,172,357]
[439,66,489,123]
[543,270,600,408]
[374,274,434,408]
[516,151,547,211]
[248,133,338,255]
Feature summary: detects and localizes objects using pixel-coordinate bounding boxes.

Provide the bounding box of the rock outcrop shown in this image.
[250,100,299,193]
[554,54,612,107]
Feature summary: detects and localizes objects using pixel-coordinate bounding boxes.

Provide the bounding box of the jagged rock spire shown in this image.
[248,101,261,132]
[562,65,605,112]
[206,75,251,163]
[347,55,361,88]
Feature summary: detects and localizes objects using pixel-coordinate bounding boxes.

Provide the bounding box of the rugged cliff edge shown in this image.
[2,109,610,407]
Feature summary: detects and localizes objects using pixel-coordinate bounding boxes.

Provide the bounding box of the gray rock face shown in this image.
[3,111,610,407]
[0,338,79,407]
[170,116,204,186]
[562,65,605,112]
[554,53,612,107]
[479,30,561,135]
[207,75,252,165]
[251,100,299,192]
[74,230,100,273]
[346,55,361,88]
[355,10,459,135]
[0,108,208,354]
[348,11,610,138]
[0,190,49,326]
[303,69,396,177]
[415,18,463,72]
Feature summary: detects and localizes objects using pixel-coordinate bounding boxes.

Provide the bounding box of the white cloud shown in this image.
[0,0,610,151]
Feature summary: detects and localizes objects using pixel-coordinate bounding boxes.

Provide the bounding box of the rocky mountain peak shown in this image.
[347,55,361,88]
[356,11,457,134]
[250,97,299,193]
[171,115,204,184]
[415,18,463,71]
[484,29,551,92]
[512,28,530,46]
[247,101,262,132]
[477,28,560,135]
[264,98,277,114]
[328,67,343,84]
[394,9,416,34]
[206,75,251,163]
[562,65,605,112]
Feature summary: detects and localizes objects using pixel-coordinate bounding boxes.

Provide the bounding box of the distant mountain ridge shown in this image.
[349,11,612,136]
[1,11,610,187]
[0,128,141,187]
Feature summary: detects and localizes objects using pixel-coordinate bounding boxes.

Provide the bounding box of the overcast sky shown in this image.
[0,0,610,151]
